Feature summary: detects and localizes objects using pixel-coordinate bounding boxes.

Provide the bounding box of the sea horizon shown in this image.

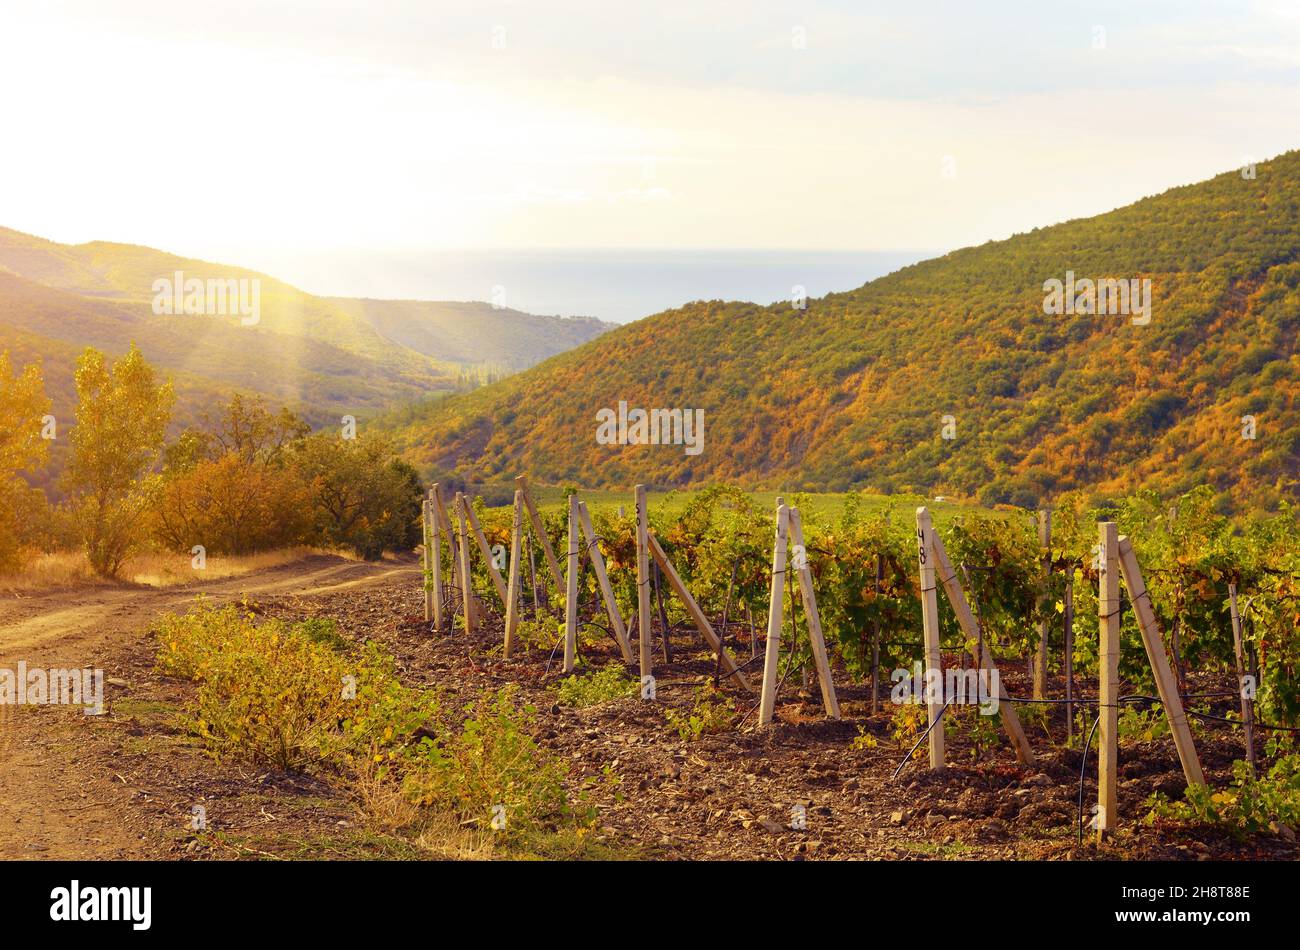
[254,247,935,324]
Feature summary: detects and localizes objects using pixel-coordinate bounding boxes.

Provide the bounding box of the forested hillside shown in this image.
[388,152,1300,511]
[330,298,613,372]
[0,228,613,491]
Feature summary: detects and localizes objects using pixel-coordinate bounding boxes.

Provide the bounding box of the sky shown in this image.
[3,0,1300,279]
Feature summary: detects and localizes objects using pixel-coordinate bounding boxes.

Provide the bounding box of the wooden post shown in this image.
[634,485,653,687]
[1116,536,1205,788]
[421,499,434,623]
[928,528,1035,765]
[462,494,510,608]
[915,507,945,769]
[871,554,883,715]
[1064,564,1074,745]
[1097,523,1120,839]
[1034,510,1052,700]
[647,532,753,691]
[429,491,443,632]
[456,496,475,634]
[1228,582,1257,780]
[787,508,840,719]
[503,490,523,658]
[516,475,564,594]
[577,500,634,663]
[758,501,791,726]
[564,494,579,673]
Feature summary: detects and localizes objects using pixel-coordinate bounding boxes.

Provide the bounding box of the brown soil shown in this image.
[1,557,1293,861]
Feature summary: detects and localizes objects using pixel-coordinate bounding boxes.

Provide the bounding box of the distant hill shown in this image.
[329,298,614,372]
[0,228,613,488]
[383,152,1300,511]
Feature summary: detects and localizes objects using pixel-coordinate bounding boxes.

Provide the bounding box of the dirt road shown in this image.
[0,556,418,860]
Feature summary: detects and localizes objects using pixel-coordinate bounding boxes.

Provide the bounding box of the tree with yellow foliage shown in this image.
[0,351,52,572]
[65,345,174,577]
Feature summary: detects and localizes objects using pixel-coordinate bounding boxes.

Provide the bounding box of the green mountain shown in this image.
[330,298,613,373]
[0,228,614,488]
[384,152,1300,511]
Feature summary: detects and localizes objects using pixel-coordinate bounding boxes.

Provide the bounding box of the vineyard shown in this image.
[425,479,1300,845]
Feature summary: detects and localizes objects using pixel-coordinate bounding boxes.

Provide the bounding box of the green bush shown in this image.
[154,598,436,770]
[551,666,637,708]
[664,685,735,741]
[1146,755,1300,833]
[155,600,577,841]
[404,686,571,834]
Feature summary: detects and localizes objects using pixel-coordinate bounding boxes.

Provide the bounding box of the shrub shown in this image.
[154,599,437,770]
[154,601,576,841]
[1146,755,1300,833]
[1117,704,1171,745]
[152,454,311,555]
[403,686,571,834]
[889,700,928,748]
[552,666,637,708]
[664,684,735,741]
[511,618,559,652]
[291,433,423,560]
[295,616,350,652]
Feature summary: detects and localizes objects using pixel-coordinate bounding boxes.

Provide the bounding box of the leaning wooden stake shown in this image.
[456,497,476,635]
[914,507,946,769]
[462,494,510,608]
[647,532,753,691]
[634,485,653,689]
[516,475,564,593]
[1228,582,1257,779]
[432,484,461,611]
[428,492,444,632]
[577,500,634,663]
[758,501,791,726]
[787,508,840,719]
[564,494,579,673]
[1097,523,1120,839]
[1116,536,1205,788]
[928,526,1034,765]
[503,490,523,658]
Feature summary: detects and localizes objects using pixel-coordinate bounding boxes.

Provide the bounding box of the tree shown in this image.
[292,433,423,559]
[66,345,174,577]
[164,394,309,475]
[204,393,310,465]
[153,453,311,555]
[0,352,52,572]
[154,394,313,555]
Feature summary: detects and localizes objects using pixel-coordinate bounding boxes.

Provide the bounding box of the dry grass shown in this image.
[0,551,105,593]
[0,546,358,593]
[126,546,357,587]
[349,754,498,859]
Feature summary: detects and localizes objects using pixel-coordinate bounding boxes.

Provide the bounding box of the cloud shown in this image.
[1,0,1298,264]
